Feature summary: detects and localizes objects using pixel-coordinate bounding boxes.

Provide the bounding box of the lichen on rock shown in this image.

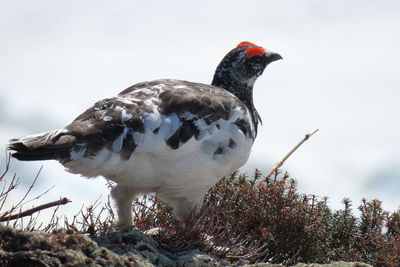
[0,226,373,267]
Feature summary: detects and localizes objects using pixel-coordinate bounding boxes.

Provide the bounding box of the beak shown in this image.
[267,52,283,63]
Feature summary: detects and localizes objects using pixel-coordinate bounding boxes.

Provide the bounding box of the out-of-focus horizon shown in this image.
[1,0,399,221]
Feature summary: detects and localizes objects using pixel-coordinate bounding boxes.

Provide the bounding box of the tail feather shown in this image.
[8,129,76,161]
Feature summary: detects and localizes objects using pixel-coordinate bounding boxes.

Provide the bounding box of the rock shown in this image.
[0,226,372,267]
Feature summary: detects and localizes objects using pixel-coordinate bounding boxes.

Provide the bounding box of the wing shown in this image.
[65,79,254,162]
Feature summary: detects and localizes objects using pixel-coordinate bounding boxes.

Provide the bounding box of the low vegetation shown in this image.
[1,155,399,266]
[132,170,400,266]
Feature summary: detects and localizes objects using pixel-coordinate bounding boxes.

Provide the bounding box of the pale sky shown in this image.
[1,0,399,222]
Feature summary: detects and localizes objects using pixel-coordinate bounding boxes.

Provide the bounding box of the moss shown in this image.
[0,226,372,267]
[176,253,225,266]
[0,226,138,266]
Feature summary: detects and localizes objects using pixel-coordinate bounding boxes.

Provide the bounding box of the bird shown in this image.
[8,41,282,230]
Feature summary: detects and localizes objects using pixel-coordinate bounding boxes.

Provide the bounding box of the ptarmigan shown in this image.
[8,41,282,230]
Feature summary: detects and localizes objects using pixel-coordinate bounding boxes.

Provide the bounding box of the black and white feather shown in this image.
[8,42,282,230]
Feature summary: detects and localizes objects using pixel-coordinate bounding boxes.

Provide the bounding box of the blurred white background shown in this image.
[1,0,399,222]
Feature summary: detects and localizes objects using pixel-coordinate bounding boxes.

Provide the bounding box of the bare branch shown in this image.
[0,197,71,222]
[265,128,319,179]
[0,174,19,211]
[0,153,11,181]
[22,185,56,205]
[13,166,43,209]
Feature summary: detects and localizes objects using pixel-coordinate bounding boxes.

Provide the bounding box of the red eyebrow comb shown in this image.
[244,46,265,58]
[236,41,256,47]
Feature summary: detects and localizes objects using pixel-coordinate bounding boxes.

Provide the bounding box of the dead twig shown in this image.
[0,197,71,222]
[22,184,55,206]
[265,128,319,179]
[12,166,43,209]
[0,152,11,181]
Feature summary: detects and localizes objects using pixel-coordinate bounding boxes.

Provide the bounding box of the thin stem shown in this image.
[265,128,319,179]
[0,197,71,222]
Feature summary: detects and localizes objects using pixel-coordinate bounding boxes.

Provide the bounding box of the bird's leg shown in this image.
[110,184,136,231]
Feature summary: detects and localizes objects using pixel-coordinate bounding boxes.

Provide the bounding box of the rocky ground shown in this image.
[0,226,372,267]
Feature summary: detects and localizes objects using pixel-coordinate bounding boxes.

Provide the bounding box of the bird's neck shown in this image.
[212,72,260,136]
[212,76,254,107]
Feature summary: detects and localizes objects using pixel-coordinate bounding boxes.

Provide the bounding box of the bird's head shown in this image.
[212,41,282,91]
